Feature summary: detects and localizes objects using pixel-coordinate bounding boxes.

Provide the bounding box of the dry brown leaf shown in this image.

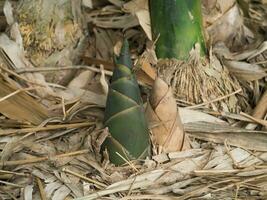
[52,185,71,200]
[123,0,152,40]
[68,70,95,89]
[252,90,267,119]
[185,122,267,151]
[23,185,33,200]
[57,88,107,107]
[202,0,236,26]
[0,34,54,97]
[139,59,156,80]
[223,59,267,81]
[99,65,109,95]
[108,0,124,7]
[204,3,246,48]
[87,10,138,30]
[246,90,267,129]
[136,59,156,86]
[0,76,49,125]
[82,55,155,86]
[179,108,226,124]
[135,70,154,86]
[82,0,93,8]
[146,78,189,153]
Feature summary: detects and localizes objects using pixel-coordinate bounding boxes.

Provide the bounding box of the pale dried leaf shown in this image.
[59,172,83,198]
[185,122,267,151]
[100,65,109,95]
[0,34,54,97]
[139,59,156,80]
[24,185,33,200]
[54,19,66,47]
[124,0,151,40]
[246,90,267,130]
[58,87,106,107]
[68,70,95,89]
[76,153,209,200]
[45,181,62,199]
[82,0,93,8]
[223,59,267,81]
[52,185,71,200]
[203,0,236,25]
[247,41,267,60]
[225,41,267,62]
[3,0,14,25]
[4,1,23,48]
[109,0,124,7]
[0,136,22,162]
[153,149,205,163]
[179,108,226,124]
[206,4,244,46]
[136,10,151,40]
[10,23,24,48]
[88,12,138,29]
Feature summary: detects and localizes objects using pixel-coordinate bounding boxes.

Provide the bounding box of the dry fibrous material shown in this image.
[146,77,190,153]
[240,0,267,34]
[16,0,83,66]
[156,46,247,112]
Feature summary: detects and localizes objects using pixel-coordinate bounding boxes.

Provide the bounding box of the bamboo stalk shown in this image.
[150,0,206,60]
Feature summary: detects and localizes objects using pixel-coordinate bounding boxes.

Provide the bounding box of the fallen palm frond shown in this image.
[0,76,49,125]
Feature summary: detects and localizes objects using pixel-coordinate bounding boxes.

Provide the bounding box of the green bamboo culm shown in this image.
[150,0,206,60]
[103,40,150,165]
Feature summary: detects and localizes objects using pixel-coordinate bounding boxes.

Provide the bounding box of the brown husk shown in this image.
[146,77,190,153]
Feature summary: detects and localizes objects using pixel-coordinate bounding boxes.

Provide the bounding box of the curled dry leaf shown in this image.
[204,2,248,49]
[146,77,190,153]
[246,90,267,130]
[67,70,95,90]
[123,0,152,40]
[223,59,267,81]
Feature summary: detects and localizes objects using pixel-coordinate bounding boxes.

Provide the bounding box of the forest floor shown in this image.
[0,0,267,199]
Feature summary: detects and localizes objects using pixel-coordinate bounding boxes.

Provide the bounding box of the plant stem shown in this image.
[150,0,206,60]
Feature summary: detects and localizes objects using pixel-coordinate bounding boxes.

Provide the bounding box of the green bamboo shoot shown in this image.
[149,0,206,60]
[103,40,150,165]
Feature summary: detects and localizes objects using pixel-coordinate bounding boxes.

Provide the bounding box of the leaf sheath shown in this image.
[103,40,150,165]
